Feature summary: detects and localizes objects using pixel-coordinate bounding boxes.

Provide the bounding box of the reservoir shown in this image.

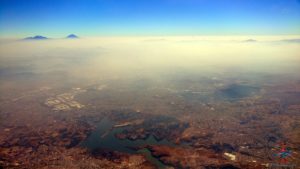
[81,117,175,168]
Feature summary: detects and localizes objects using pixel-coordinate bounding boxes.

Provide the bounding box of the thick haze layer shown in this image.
[0,36,299,83]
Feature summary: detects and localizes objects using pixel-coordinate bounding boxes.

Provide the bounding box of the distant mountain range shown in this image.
[280,39,300,43]
[24,34,79,40]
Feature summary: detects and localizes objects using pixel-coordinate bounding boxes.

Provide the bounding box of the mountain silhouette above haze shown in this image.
[66,34,79,39]
[24,35,48,40]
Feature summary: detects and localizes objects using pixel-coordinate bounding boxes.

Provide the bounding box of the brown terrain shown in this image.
[0,71,300,169]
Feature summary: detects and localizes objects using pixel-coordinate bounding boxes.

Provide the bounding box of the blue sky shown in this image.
[0,0,300,37]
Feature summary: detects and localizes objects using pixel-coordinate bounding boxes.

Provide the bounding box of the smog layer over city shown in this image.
[0,1,300,169]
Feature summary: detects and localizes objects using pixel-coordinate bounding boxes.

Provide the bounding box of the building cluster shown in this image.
[45,88,85,111]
